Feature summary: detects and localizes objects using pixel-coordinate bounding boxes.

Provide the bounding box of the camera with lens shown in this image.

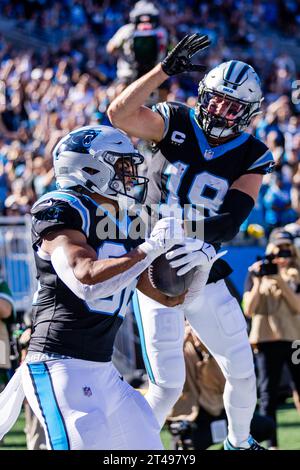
[129,2,163,78]
[276,248,293,259]
[168,420,194,450]
[254,248,292,277]
[254,254,278,277]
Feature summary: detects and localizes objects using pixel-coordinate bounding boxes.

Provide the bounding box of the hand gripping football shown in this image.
[148,245,196,297]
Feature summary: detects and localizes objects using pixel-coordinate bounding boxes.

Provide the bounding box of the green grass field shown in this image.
[1,399,300,450]
[161,399,300,450]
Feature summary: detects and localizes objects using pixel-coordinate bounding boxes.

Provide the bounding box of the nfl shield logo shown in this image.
[204,149,214,160]
[83,386,92,397]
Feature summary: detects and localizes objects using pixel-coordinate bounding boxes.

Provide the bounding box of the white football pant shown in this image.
[135,280,257,447]
[22,358,163,450]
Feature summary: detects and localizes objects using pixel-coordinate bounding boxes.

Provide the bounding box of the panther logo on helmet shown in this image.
[54,129,100,156]
[53,125,148,204]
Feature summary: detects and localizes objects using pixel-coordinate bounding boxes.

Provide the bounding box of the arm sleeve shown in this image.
[51,246,152,300]
[203,189,255,243]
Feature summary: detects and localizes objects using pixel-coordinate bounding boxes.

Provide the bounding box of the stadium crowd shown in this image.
[0,0,299,236]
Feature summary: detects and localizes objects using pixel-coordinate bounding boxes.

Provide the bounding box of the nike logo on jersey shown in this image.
[42,200,53,207]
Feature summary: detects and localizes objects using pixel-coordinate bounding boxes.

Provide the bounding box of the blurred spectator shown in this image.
[4,178,31,215]
[31,157,55,198]
[243,232,300,448]
[285,219,300,250]
[263,172,298,235]
[0,0,298,449]
[292,164,300,214]
[107,1,168,84]
[0,0,298,227]
[0,276,14,392]
[0,276,14,446]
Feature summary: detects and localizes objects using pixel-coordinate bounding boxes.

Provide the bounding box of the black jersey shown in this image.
[148,102,274,216]
[29,189,140,362]
[147,102,274,282]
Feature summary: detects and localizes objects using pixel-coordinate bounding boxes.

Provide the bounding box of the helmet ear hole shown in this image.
[82,167,100,175]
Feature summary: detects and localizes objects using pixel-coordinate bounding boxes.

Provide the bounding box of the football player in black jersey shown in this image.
[0,125,205,450]
[108,34,275,450]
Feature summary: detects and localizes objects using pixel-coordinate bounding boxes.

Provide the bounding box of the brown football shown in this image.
[148,245,196,297]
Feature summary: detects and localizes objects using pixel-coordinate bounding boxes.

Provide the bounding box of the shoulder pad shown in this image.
[167,101,190,110]
[31,192,90,242]
[152,102,171,139]
[152,101,190,114]
[246,137,275,175]
[152,101,190,139]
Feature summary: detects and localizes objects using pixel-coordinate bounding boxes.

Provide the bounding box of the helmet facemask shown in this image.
[100,151,148,204]
[196,58,264,141]
[196,87,261,140]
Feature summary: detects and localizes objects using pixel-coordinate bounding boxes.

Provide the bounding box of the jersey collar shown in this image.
[189,108,250,160]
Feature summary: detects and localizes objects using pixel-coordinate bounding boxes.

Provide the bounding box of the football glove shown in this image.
[139,217,185,261]
[181,266,212,310]
[177,243,227,311]
[166,238,226,276]
[161,34,210,76]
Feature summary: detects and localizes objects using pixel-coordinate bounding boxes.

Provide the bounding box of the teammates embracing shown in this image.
[108,34,274,450]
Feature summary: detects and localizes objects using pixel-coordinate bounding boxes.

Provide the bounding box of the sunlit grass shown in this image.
[1,399,300,450]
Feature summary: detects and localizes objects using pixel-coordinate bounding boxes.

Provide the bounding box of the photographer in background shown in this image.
[107,1,168,85]
[243,231,300,449]
[285,220,300,253]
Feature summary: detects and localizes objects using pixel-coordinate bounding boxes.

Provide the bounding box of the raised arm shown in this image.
[107,64,167,142]
[108,34,210,142]
[243,274,262,317]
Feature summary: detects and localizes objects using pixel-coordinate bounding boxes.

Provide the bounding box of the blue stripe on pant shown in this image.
[28,362,70,450]
[132,292,156,384]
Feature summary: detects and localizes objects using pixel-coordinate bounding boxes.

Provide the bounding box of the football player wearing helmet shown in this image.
[108,34,275,450]
[0,125,194,450]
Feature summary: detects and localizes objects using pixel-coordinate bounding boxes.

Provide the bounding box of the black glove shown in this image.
[161,34,211,76]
